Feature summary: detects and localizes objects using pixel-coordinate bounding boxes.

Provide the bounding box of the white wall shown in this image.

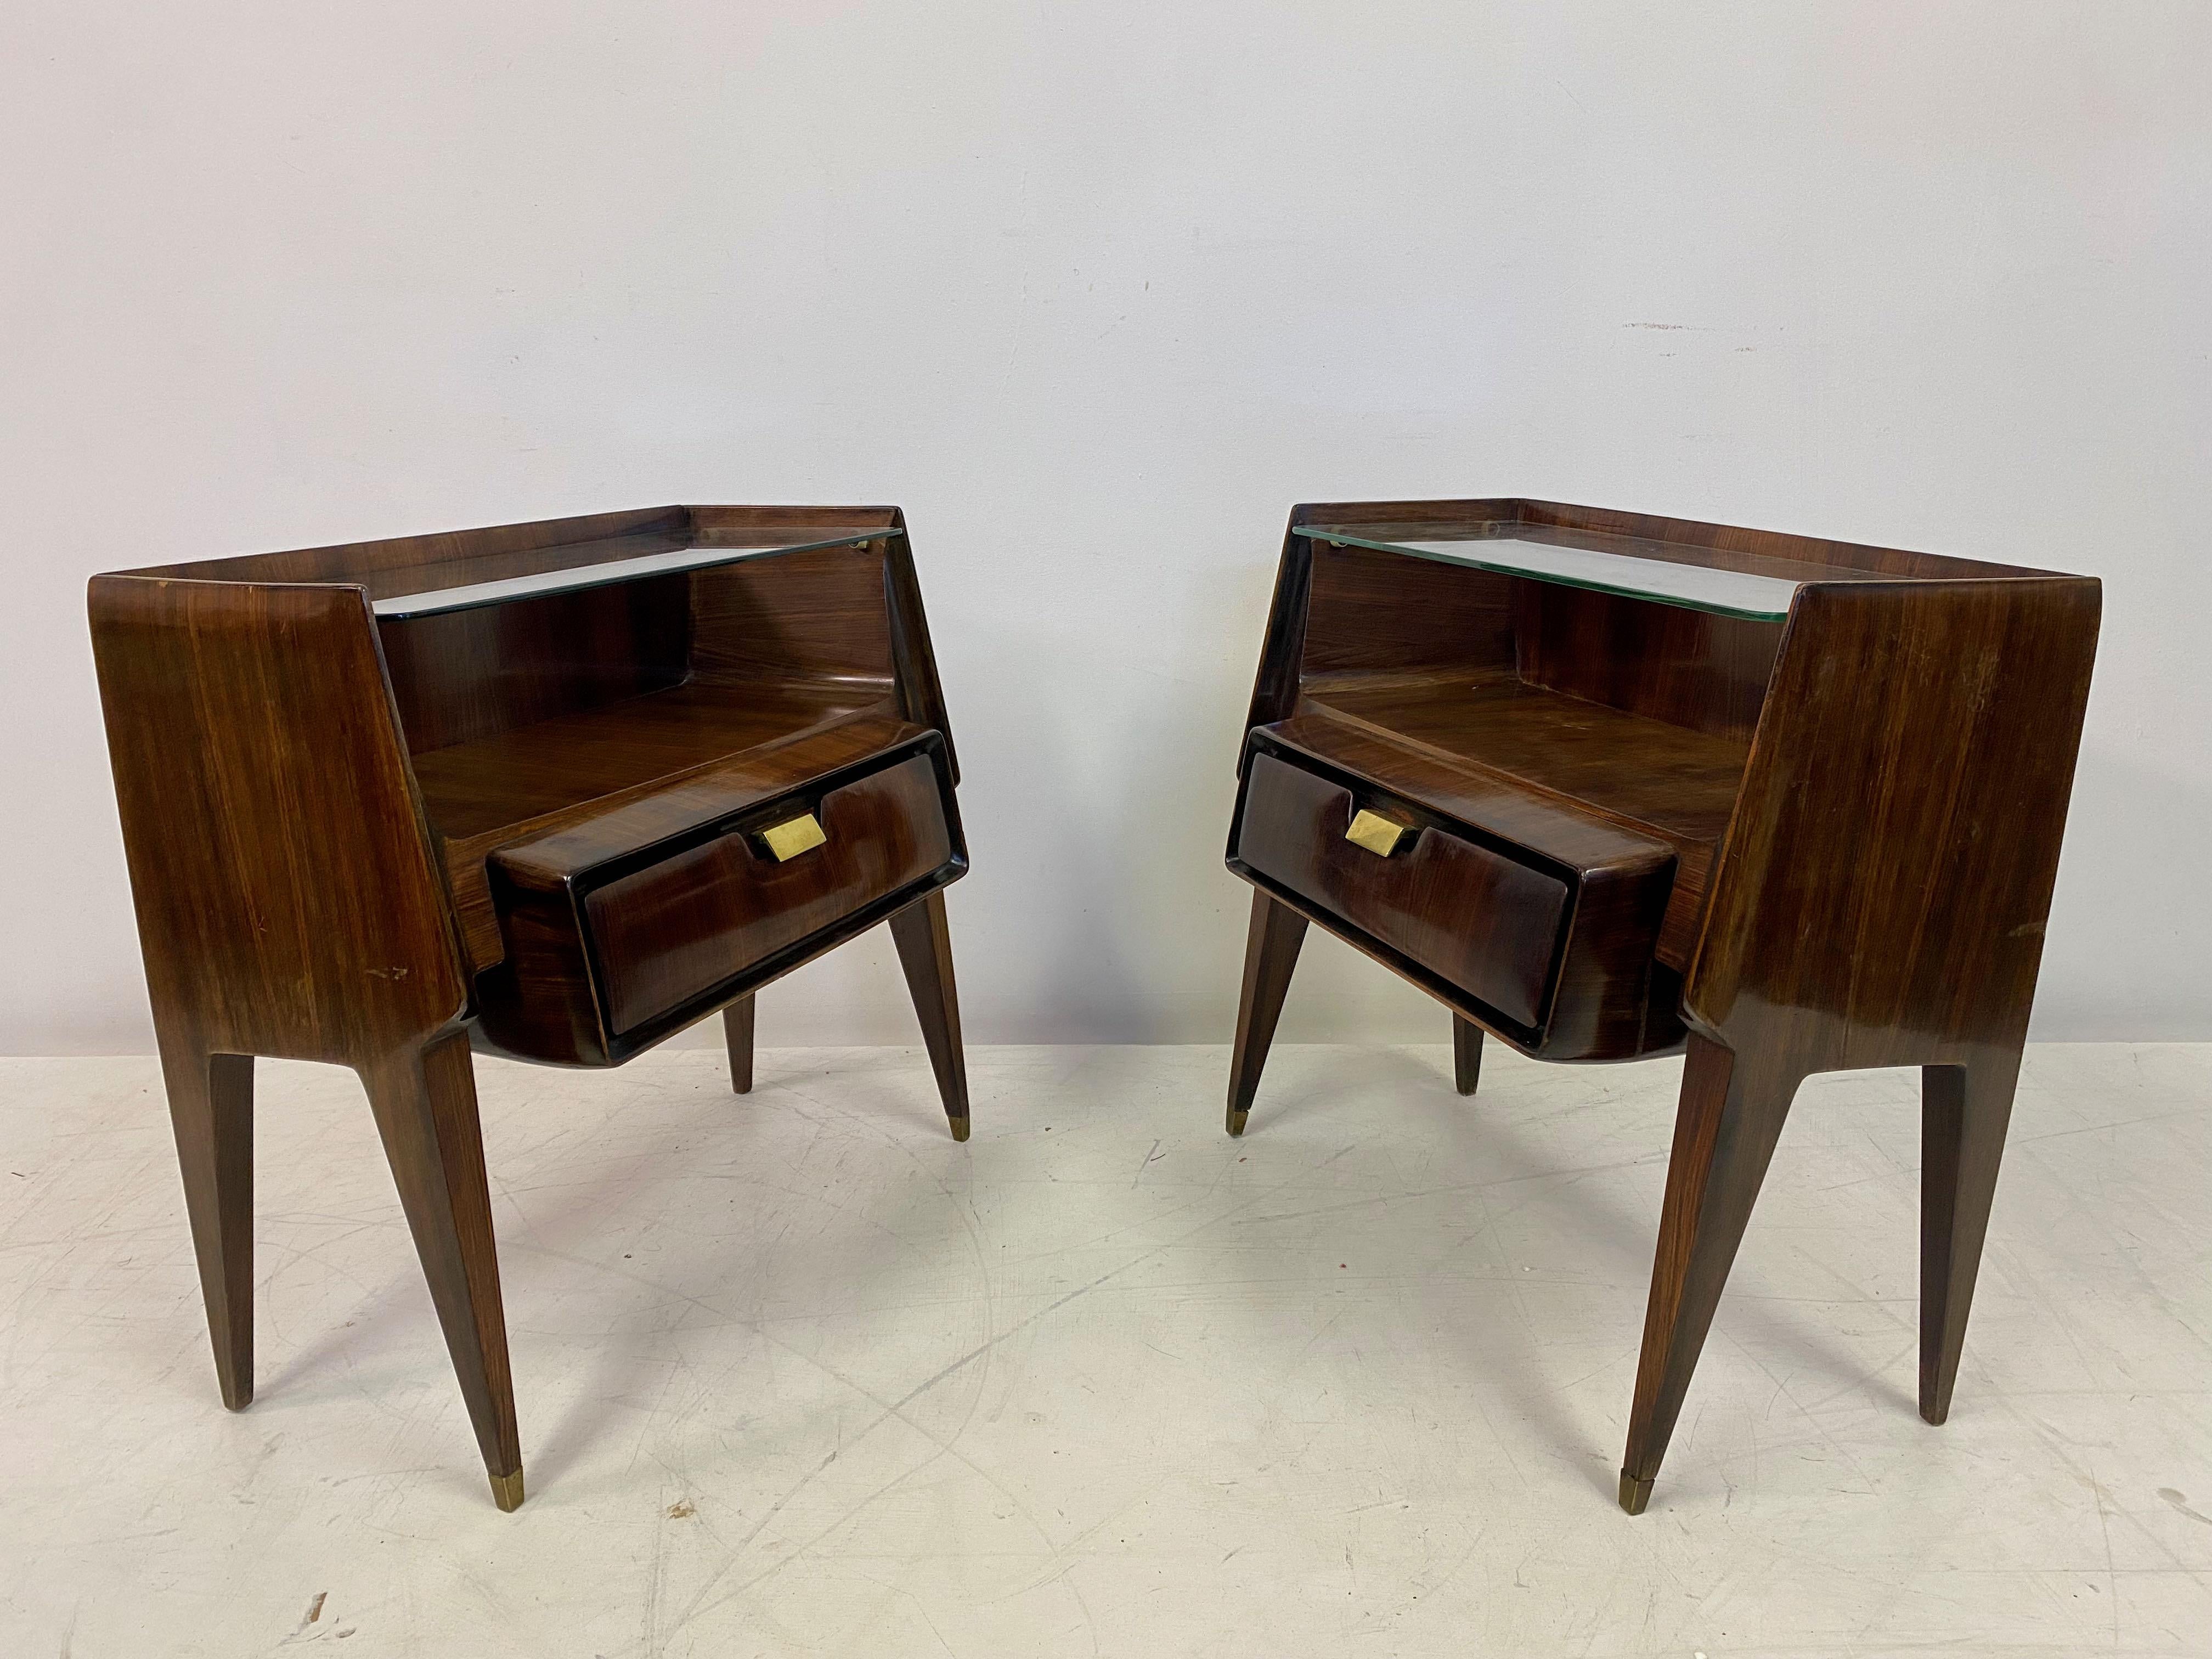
[3,2,2207,1053]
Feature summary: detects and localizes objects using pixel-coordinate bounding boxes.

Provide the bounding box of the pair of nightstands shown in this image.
[91,499,2098,1514]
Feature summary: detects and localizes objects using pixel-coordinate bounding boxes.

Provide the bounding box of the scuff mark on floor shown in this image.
[2159,1487,2212,1526]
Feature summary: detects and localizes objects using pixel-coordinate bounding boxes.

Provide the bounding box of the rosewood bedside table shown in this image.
[90,504,973,1510]
[1218,498,2098,1514]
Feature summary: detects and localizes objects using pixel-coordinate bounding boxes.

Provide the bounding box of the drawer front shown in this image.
[1235,752,1568,1029]
[583,753,952,1035]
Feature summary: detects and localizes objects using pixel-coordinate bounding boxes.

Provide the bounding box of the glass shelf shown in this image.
[1295,528,1800,622]
[372,530,889,620]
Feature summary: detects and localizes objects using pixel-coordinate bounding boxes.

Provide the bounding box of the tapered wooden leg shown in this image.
[156,1033,255,1410]
[1453,1015,1484,1096]
[1620,1034,1802,1514]
[1226,891,1307,1136]
[723,997,756,1094]
[1920,1049,2022,1426]
[359,1032,523,1510]
[889,891,970,1142]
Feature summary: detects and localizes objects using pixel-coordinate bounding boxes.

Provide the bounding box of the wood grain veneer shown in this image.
[91,504,974,1510]
[1220,495,2098,1516]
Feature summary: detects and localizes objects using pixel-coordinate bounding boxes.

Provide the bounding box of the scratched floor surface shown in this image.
[2,1042,2209,1657]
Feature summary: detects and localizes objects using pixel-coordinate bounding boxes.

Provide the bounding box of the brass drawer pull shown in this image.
[760,812,827,861]
[1344,808,1410,857]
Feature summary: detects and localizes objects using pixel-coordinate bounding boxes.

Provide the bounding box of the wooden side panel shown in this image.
[88,577,467,1064]
[1685,578,2101,1069]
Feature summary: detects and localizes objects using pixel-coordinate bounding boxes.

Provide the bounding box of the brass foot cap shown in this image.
[1618,1471,1654,1515]
[947,1116,971,1143]
[1226,1108,1249,1137]
[490,1468,526,1512]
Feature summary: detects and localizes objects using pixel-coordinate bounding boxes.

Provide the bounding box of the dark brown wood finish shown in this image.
[579,752,955,1041]
[1225,891,1307,1136]
[1222,497,2098,1514]
[1237,752,1569,1031]
[88,579,471,1064]
[155,1043,255,1410]
[1617,1032,1802,1516]
[361,1031,522,1509]
[724,998,757,1095]
[91,504,973,1510]
[889,891,973,1141]
[434,703,917,975]
[1514,582,1780,743]
[1233,719,1684,1059]
[380,576,693,757]
[1920,1053,2021,1425]
[1452,1016,1483,1096]
[473,730,962,1063]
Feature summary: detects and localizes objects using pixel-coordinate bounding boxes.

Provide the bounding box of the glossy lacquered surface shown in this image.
[89,503,975,1510]
[1239,715,1687,1058]
[1222,496,2099,1515]
[481,743,960,1057]
[1236,752,1567,1032]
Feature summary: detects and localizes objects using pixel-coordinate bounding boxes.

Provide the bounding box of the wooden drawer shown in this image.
[1235,751,1568,1028]
[585,754,951,1035]
[476,736,963,1064]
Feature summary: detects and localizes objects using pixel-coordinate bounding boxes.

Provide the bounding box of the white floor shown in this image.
[2,1043,2209,1657]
